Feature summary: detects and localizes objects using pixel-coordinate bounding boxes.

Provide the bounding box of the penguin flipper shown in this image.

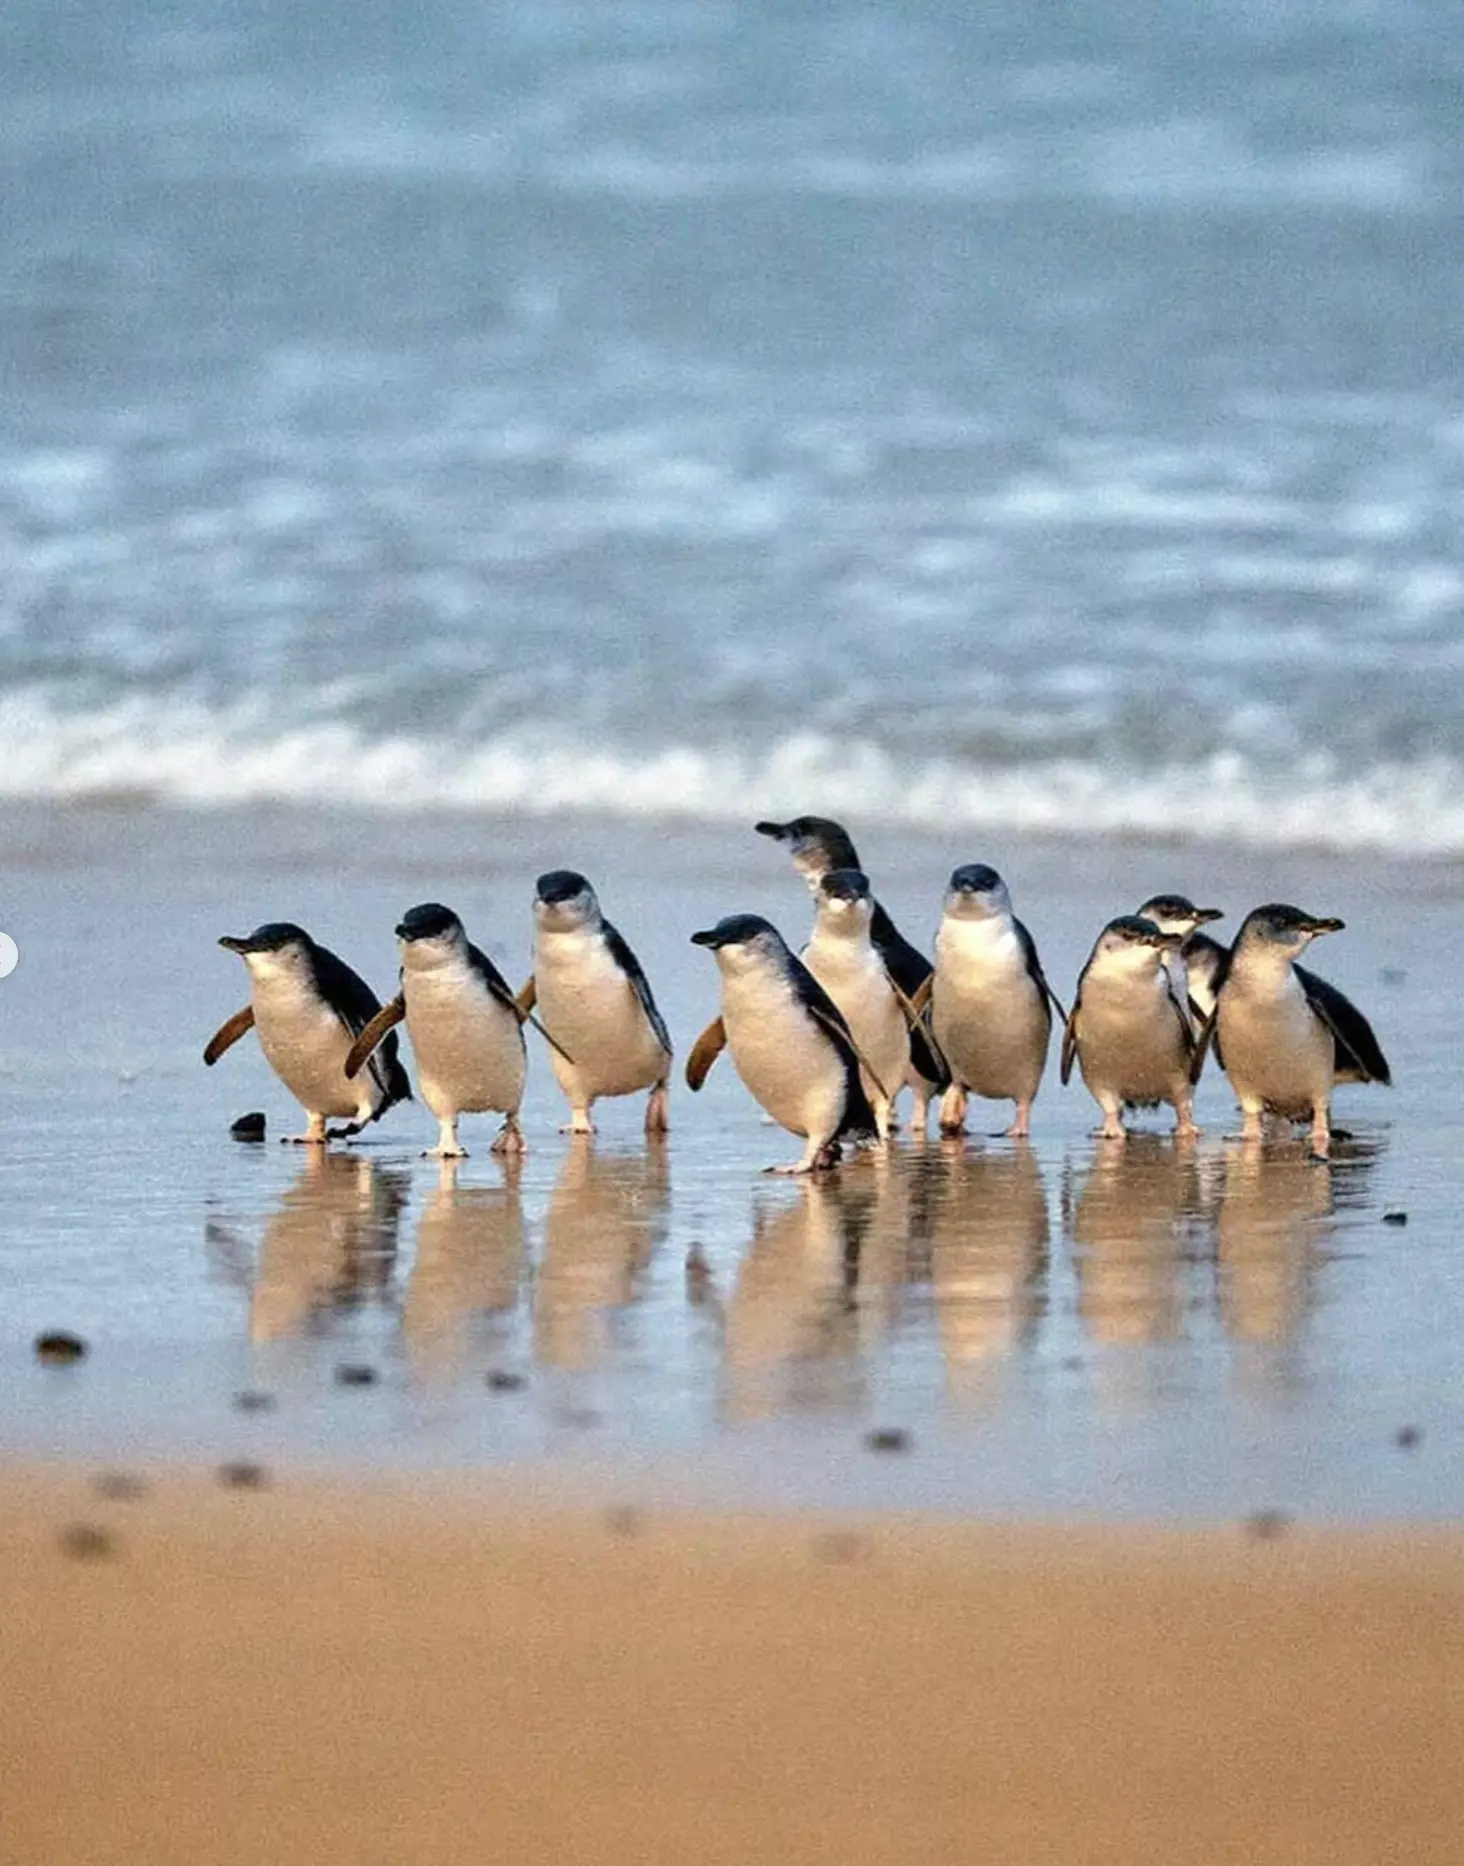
[1060,1003,1080,1085]
[203,1005,255,1066]
[1189,1008,1218,1086]
[1016,918,1070,1028]
[1162,973,1198,1063]
[685,1017,727,1091]
[807,1002,892,1103]
[604,921,674,1057]
[516,977,537,1013]
[1296,964,1391,1086]
[344,995,406,1080]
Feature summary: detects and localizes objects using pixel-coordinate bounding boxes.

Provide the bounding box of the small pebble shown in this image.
[604,1505,645,1538]
[233,1389,276,1413]
[1382,1210,1409,1227]
[59,1523,116,1561]
[1245,1509,1291,1541]
[334,1363,378,1388]
[92,1471,148,1502]
[1395,1425,1422,1451]
[484,1370,526,1393]
[557,1405,602,1431]
[231,1112,267,1141]
[864,1428,911,1455]
[811,1531,866,1565]
[217,1461,269,1490]
[34,1330,87,1365]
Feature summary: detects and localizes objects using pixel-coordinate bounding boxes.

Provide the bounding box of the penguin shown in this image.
[1134,893,1226,1021]
[755,816,950,1122]
[929,865,1066,1139]
[344,903,528,1159]
[521,871,672,1135]
[1061,916,1198,1139]
[686,913,876,1173]
[1195,904,1391,1159]
[802,869,911,1141]
[205,922,410,1144]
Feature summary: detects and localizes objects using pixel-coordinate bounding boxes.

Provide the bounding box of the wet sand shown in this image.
[5,1465,1464,1865]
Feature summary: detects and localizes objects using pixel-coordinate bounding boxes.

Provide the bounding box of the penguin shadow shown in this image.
[402,1156,526,1378]
[926,1140,1049,1401]
[531,1137,670,1371]
[720,1171,899,1423]
[1065,1134,1209,1354]
[243,1150,411,1343]
[1212,1133,1379,1353]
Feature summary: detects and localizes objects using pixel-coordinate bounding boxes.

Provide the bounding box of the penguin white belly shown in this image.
[1219,975,1332,1113]
[722,972,846,1140]
[535,933,666,1100]
[1078,978,1185,1103]
[405,970,525,1120]
[803,942,909,1104]
[934,925,1049,1101]
[252,977,365,1118]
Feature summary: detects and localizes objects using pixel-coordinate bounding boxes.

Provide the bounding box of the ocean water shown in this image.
[3,1,1464,850]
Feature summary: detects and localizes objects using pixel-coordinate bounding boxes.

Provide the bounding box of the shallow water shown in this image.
[0,809,1456,1519]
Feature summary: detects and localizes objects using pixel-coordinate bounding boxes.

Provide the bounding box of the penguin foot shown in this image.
[283,1134,329,1146]
[1092,1126,1126,1141]
[559,1118,596,1136]
[492,1120,526,1157]
[325,1121,366,1142]
[424,1145,468,1159]
[644,1086,670,1135]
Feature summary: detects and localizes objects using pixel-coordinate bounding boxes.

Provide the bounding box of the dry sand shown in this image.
[5,1467,1464,1865]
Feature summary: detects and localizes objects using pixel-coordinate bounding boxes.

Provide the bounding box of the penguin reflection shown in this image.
[1214,1138,1343,1349]
[533,1139,670,1370]
[249,1150,410,1342]
[1069,1135,1206,1349]
[403,1156,526,1375]
[929,1143,1049,1397]
[722,1170,904,1422]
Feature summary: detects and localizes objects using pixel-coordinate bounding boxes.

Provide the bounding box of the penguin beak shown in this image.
[1302,916,1345,937]
[394,923,415,941]
[690,928,720,948]
[1147,930,1184,949]
[754,821,790,842]
[1193,907,1224,924]
[218,936,251,954]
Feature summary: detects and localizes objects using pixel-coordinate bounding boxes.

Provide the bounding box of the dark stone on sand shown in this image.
[59,1523,116,1561]
[92,1471,148,1501]
[865,1428,911,1455]
[34,1330,87,1365]
[811,1531,867,1565]
[1244,1509,1291,1541]
[217,1461,269,1490]
[1395,1425,1422,1450]
[231,1112,267,1141]
[233,1389,276,1413]
[557,1405,602,1430]
[334,1363,378,1388]
[605,1505,645,1538]
[485,1370,526,1393]
[1383,1210,1409,1227]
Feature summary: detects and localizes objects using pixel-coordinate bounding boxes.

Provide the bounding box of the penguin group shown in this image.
[205,817,1390,1170]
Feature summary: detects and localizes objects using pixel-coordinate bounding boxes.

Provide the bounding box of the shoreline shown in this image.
[5,1464,1464,1865]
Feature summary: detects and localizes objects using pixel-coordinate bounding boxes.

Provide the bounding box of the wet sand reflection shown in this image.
[247,1152,410,1342]
[403,1157,525,1375]
[1068,1136,1208,1351]
[928,1143,1048,1400]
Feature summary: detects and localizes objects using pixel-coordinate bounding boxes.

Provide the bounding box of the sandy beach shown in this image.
[5,1465,1464,1865]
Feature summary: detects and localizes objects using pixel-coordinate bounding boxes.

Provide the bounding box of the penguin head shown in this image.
[534,870,600,932]
[943,864,1011,921]
[690,913,786,975]
[1091,915,1181,970]
[1239,903,1345,956]
[219,922,314,976]
[814,868,873,936]
[396,902,466,965]
[1135,894,1224,937]
[755,816,860,887]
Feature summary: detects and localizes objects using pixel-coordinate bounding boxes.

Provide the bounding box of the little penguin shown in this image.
[522,871,672,1135]
[929,865,1066,1139]
[755,815,950,1123]
[1196,904,1391,1159]
[1061,916,1198,1139]
[205,923,411,1144]
[801,869,911,1141]
[1135,893,1226,1021]
[686,913,877,1174]
[344,903,528,1159]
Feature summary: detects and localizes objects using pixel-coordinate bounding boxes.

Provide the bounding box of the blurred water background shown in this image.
[3,0,1463,849]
